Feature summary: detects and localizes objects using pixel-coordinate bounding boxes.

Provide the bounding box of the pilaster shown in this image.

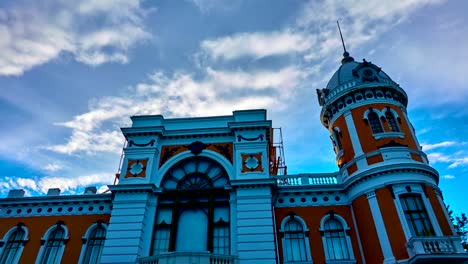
[100,184,159,264]
[366,191,396,264]
[231,179,277,264]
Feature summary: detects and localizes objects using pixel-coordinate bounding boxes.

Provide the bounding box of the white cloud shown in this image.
[201,31,313,60]
[44,163,63,172]
[0,173,115,196]
[296,0,445,61]
[188,0,241,13]
[427,152,468,168]
[0,0,151,76]
[45,66,308,155]
[442,174,455,180]
[421,141,456,151]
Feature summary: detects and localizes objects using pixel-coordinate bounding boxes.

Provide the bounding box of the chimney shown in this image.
[7,189,25,198]
[47,188,61,196]
[84,186,97,194]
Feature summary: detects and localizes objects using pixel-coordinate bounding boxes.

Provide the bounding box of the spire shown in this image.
[337,20,354,64]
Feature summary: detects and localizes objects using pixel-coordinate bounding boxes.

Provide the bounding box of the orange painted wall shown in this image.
[352,104,418,153]
[275,205,363,264]
[330,115,355,167]
[375,188,409,260]
[410,153,423,162]
[0,214,110,264]
[425,186,454,236]
[367,154,383,165]
[347,163,358,175]
[351,194,383,264]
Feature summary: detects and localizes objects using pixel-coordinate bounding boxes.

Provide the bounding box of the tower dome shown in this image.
[326,53,396,91]
[317,52,408,128]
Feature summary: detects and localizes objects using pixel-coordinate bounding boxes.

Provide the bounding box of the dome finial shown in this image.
[337,20,354,64]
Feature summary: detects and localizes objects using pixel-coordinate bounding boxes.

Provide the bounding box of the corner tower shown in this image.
[317,52,426,179]
[316,51,466,264]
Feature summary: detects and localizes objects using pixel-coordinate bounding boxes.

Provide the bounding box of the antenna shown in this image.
[337,20,347,54]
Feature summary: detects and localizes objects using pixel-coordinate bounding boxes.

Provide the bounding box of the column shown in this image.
[100,184,157,264]
[234,181,276,264]
[366,191,396,264]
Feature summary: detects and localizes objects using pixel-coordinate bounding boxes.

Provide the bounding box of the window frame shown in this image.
[319,214,355,263]
[366,110,384,134]
[383,108,400,132]
[0,224,28,264]
[35,222,69,264]
[151,156,231,256]
[391,184,443,240]
[399,194,435,237]
[78,221,107,264]
[279,215,312,264]
[331,127,343,153]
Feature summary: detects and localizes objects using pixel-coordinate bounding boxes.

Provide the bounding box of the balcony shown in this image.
[138,252,238,264]
[406,236,468,264]
[276,173,341,186]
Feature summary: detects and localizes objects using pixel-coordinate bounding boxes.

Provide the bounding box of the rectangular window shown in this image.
[213,225,229,255]
[400,195,435,236]
[152,226,171,255]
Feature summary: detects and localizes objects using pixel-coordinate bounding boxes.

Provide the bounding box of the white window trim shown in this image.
[319,214,356,264]
[363,108,385,135]
[280,215,313,264]
[78,222,107,264]
[35,223,69,264]
[373,132,404,140]
[391,184,443,241]
[331,127,343,154]
[382,107,401,132]
[0,224,29,264]
[363,108,384,120]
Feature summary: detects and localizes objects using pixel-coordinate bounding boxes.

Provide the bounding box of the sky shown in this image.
[0,0,467,214]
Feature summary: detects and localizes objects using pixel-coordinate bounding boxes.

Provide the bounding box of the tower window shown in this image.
[368,111,384,134]
[400,194,435,236]
[333,128,342,151]
[385,111,400,132]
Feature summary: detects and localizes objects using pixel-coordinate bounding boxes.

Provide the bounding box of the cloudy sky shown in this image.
[0,0,467,214]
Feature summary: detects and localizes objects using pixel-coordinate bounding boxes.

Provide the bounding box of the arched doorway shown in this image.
[151,156,231,255]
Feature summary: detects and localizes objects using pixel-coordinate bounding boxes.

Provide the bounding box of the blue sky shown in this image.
[0,0,467,214]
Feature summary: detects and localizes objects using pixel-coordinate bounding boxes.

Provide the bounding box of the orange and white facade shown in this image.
[0,52,467,264]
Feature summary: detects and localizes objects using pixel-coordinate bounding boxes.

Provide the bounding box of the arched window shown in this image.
[280,215,311,263]
[400,194,435,236]
[37,223,68,264]
[320,214,355,262]
[385,110,400,132]
[368,111,384,134]
[0,224,28,264]
[79,222,106,264]
[331,127,342,152]
[152,156,231,255]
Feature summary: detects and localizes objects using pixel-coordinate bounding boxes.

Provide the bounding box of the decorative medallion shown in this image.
[241,153,263,173]
[125,159,148,178]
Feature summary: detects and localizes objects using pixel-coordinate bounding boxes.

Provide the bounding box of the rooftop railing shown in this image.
[276,173,341,186]
[138,252,238,264]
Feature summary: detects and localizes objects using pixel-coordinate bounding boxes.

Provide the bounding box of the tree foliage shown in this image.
[447,205,468,250]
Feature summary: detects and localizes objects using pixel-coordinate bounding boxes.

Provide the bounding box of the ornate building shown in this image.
[1,51,467,264]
